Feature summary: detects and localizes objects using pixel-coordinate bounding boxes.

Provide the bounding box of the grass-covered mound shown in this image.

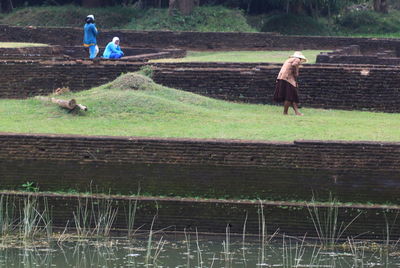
[0,72,399,142]
[0,42,48,48]
[0,5,254,32]
[0,5,139,28]
[127,6,255,32]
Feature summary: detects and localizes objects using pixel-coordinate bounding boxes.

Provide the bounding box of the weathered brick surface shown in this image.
[1,25,400,51]
[0,60,142,98]
[2,60,400,112]
[0,133,399,203]
[0,133,398,171]
[0,46,186,61]
[316,44,400,65]
[2,192,400,239]
[152,63,400,112]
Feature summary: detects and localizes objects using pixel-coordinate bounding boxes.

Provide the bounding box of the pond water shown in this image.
[1,235,399,268]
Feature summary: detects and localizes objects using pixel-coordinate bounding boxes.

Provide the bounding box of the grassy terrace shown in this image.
[0,73,399,142]
[153,50,327,64]
[0,42,48,48]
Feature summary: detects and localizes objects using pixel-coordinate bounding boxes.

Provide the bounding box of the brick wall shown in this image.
[1,60,400,112]
[0,60,142,98]
[152,63,400,112]
[0,133,399,203]
[1,25,400,51]
[2,191,399,238]
[316,44,400,65]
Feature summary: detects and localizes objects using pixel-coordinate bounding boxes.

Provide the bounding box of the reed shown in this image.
[152,236,166,265]
[73,198,91,237]
[127,187,140,238]
[242,212,248,266]
[21,195,52,239]
[195,228,203,268]
[307,196,361,248]
[222,224,231,265]
[93,198,118,237]
[145,214,157,266]
[347,237,366,268]
[184,228,191,268]
[282,235,311,268]
[0,195,15,237]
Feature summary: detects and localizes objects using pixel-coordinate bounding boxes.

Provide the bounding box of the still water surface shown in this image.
[1,235,399,268]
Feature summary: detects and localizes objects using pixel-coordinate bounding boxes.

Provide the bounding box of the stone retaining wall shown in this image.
[0,60,142,98]
[2,60,400,112]
[316,44,400,65]
[1,25,400,51]
[2,191,400,239]
[1,133,399,203]
[152,63,400,112]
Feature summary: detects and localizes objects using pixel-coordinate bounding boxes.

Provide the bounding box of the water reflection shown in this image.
[0,236,399,268]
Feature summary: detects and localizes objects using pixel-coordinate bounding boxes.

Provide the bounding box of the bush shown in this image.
[0,5,139,28]
[125,6,256,32]
[261,14,333,36]
[336,10,400,34]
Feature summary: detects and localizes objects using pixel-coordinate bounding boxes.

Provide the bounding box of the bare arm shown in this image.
[291,58,300,77]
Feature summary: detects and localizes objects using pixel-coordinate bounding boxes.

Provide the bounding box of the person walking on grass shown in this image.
[273,51,307,116]
[83,14,98,59]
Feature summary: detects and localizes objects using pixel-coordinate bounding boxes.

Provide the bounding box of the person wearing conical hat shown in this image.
[273,51,307,116]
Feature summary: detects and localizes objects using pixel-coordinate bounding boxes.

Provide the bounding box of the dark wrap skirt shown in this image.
[273,79,300,103]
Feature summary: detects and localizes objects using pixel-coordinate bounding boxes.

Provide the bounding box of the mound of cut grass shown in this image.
[0,73,399,142]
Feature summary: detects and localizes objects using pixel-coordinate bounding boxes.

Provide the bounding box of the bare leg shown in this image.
[292,102,303,116]
[283,101,291,115]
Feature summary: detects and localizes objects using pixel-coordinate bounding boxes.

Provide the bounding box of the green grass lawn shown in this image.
[0,73,398,142]
[153,50,326,64]
[0,42,48,48]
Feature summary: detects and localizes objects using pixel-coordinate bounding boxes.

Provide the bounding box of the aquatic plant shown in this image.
[0,195,15,237]
[307,196,361,247]
[184,228,191,267]
[145,214,161,266]
[93,198,118,237]
[73,197,92,237]
[195,228,203,268]
[21,195,52,240]
[127,187,140,238]
[222,224,232,266]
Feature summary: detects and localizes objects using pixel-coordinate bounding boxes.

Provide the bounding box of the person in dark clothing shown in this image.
[273,51,307,116]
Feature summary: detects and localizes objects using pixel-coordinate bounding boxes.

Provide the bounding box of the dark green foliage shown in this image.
[126,6,255,32]
[261,13,333,35]
[335,10,400,33]
[0,5,139,28]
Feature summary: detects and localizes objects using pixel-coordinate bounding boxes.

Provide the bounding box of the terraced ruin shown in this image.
[0,26,400,265]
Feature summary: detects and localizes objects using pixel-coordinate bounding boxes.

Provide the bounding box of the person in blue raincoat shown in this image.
[83,15,98,59]
[103,37,124,59]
